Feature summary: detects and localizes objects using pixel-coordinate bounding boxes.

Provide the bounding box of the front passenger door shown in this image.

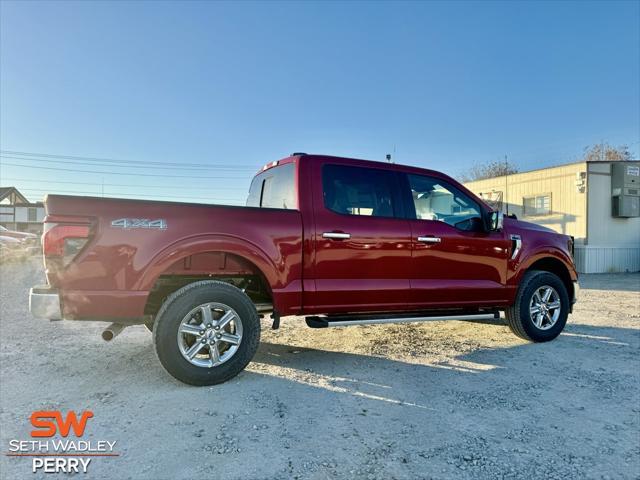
[404,173,510,307]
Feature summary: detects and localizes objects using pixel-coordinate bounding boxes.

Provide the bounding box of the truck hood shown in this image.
[506,217,557,235]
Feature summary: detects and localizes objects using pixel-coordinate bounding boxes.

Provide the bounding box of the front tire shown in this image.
[153,280,260,386]
[505,270,569,342]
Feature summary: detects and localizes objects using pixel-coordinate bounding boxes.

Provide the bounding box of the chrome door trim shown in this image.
[510,234,522,260]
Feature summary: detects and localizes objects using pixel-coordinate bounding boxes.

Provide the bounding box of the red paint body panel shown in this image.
[504,217,578,287]
[40,154,577,322]
[62,291,148,320]
[408,219,511,306]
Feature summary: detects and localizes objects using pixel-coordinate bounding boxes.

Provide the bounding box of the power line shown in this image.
[0,154,256,172]
[0,162,249,180]
[16,187,244,202]
[1,177,246,191]
[0,149,259,169]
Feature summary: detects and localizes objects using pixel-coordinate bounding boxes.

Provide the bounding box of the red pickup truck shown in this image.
[30,154,578,385]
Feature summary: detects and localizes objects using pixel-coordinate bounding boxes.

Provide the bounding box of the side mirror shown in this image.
[489,210,504,231]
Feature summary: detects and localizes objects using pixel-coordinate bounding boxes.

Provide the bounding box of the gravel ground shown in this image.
[1,258,639,479]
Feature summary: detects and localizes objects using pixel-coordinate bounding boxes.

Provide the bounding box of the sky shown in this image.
[1,0,639,205]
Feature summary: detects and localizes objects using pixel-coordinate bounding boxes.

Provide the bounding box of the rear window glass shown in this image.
[246,163,297,209]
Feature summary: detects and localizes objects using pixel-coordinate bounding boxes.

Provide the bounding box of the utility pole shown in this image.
[504,154,509,216]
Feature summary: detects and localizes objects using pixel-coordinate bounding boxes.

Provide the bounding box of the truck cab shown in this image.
[248,154,576,315]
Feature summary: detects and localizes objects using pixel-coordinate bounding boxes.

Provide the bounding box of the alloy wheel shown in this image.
[177,302,243,368]
[529,285,561,330]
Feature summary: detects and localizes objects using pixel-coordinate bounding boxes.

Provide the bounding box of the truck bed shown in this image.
[43,194,303,320]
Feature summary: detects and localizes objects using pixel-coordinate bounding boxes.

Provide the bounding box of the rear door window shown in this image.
[246,163,297,209]
[322,164,400,218]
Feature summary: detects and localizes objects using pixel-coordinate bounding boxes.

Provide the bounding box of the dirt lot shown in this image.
[1,258,639,479]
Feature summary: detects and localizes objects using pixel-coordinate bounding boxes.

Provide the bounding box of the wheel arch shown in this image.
[138,235,278,317]
[519,255,575,302]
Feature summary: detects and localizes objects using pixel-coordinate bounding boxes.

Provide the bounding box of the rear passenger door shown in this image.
[306,162,412,314]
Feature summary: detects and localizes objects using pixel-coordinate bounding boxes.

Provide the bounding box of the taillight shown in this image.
[43,223,91,265]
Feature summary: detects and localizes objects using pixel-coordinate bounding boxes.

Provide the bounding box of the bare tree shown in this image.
[459,159,519,182]
[582,143,633,162]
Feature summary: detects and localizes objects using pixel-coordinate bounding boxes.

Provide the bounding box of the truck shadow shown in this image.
[242,322,638,409]
[46,317,637,414]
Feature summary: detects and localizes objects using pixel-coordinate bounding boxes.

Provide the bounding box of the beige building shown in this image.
[464,161,640,273]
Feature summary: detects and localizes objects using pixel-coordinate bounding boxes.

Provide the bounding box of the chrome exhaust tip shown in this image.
[102,323,125,341]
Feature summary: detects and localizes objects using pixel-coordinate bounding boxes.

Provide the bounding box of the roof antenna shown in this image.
[386,144,396,163]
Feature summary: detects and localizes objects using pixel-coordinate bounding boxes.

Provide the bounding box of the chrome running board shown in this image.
[305,312,499,328]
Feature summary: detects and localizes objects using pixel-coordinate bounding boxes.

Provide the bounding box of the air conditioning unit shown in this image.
[611,162,640,218]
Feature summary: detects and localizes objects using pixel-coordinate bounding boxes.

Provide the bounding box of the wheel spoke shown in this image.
[179,323,202,336]
[219,333,241,345]
[530,305,541,315]
[534,313,544,328]
[542,287,553,302]
[209,343,220,365]
[547,300,561,310]
[200,305,214,327]
[217,310,236,329]
[185,340,205,360]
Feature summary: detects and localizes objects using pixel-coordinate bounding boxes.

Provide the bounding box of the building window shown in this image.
[523,194,551,216]
[28,207,37,222]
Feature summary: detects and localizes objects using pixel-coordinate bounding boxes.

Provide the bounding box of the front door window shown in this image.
[408,174,483,231]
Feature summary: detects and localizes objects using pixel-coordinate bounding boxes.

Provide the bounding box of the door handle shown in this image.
[322,232,351,240]
[417,236,441,243]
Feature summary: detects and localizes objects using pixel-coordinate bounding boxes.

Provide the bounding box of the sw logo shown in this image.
[30,410,94,437]
[8,410,118,474]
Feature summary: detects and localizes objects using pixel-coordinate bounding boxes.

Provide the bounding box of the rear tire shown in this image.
[505,270,569,342]
[153,280,260,386]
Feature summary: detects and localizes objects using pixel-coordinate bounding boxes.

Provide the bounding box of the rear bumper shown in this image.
[29,285,62,320]
[29,286,148,324]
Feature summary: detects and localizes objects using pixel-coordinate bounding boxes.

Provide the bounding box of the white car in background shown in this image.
[0,225,38,243]
[0,235,22,255]
[0,227,40,259]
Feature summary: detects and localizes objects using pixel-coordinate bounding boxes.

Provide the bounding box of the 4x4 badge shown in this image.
[111,218,167,230]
